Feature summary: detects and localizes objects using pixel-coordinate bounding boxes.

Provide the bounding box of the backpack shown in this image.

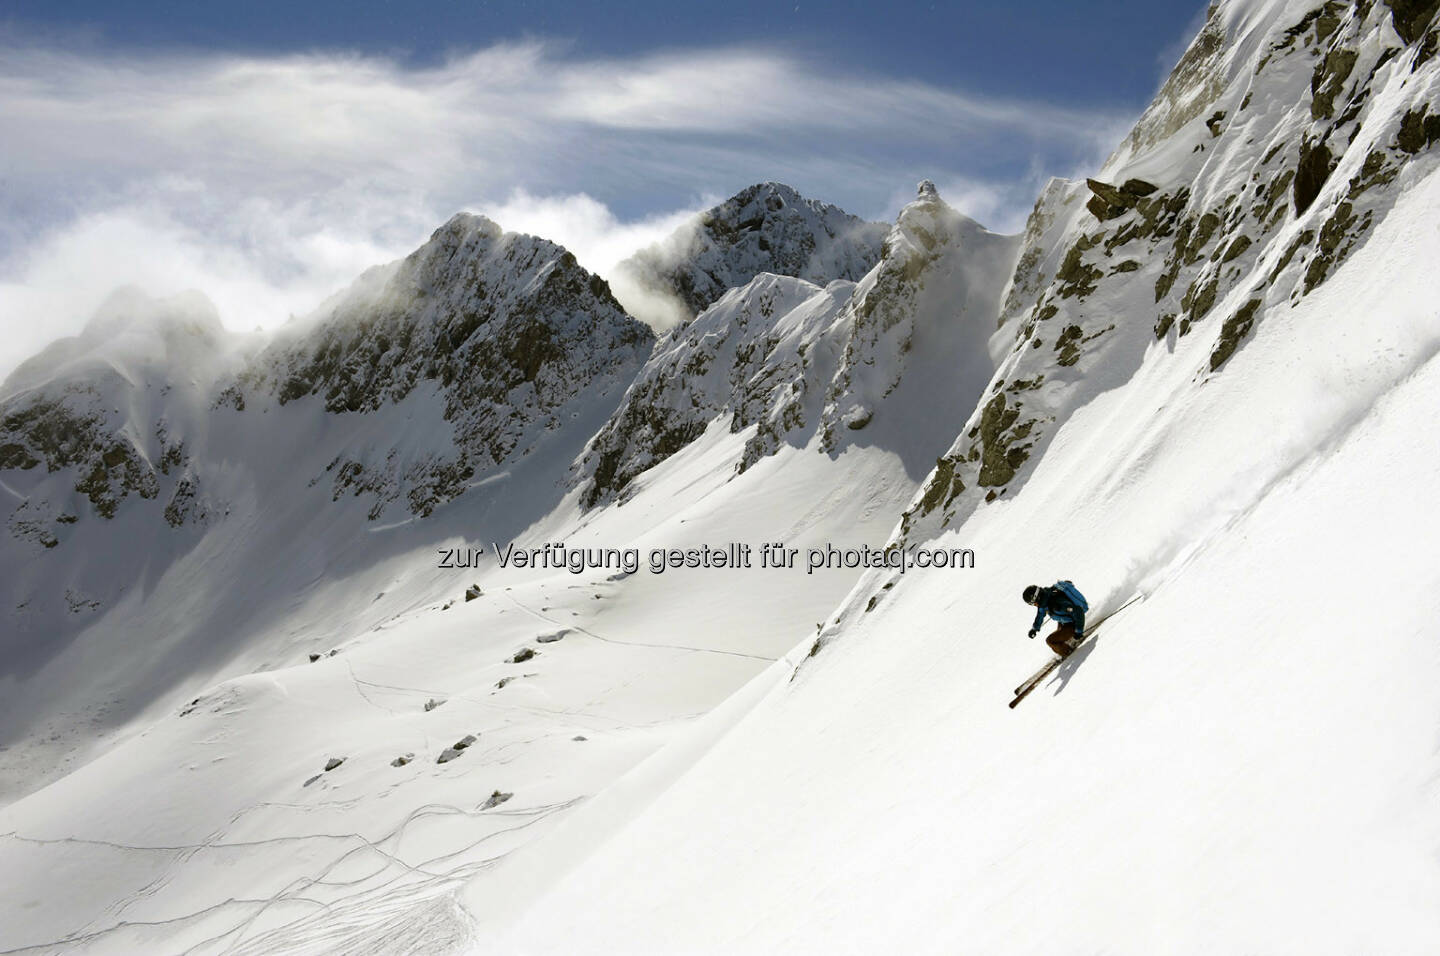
[1054,580,1088,612]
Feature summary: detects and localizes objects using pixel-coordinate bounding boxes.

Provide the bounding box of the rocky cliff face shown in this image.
[900,0,1440,542]
[0,289,237,549]
[612,182,888,324]
[222,214,655,519]
[581,182,1018,506]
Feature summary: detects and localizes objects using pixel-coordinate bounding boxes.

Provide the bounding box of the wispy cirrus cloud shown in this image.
[0,34,1134,378]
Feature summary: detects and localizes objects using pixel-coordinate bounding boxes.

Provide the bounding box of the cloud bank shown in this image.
[0,35,1134,379]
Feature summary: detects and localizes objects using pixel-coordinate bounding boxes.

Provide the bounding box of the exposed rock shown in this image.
[424,698,446,712]
[509,648,537,664]
[1384,0,1440,44]
[1055,234,1104,298]
[1220,235,1253,263]
[323,757,345,772]
[436,735,478,764]
[1311,48,1358,120]
[391,754,414,767]
[844,407,873,431]
[481,790,514,810]
[1396,105,1440,153]
[1294,141,1335,215]
[1305,201,1372,292]
[464,585,482,602]
[1210,299,1264,371]
[976,393,1025,487]
[1084,178,1159,221]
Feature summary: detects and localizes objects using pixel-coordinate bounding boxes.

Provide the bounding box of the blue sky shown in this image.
[5,1,1202,110]
[0,0,1206,374]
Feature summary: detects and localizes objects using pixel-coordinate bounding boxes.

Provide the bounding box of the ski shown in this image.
[1009,654,1065,708]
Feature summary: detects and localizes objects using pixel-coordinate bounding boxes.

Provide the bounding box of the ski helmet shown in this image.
[1022,585,1040,604]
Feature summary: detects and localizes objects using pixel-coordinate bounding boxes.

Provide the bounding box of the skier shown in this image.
[1023,581,1088,658]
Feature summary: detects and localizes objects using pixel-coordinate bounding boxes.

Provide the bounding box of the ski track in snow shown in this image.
[0,795,582,955]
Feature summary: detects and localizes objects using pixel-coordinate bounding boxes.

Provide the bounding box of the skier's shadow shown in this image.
[1048,634,1101,696]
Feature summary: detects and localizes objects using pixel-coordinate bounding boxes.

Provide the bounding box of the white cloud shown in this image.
[0,34,1134,379]
[473,189,713,278]
[472,189,717,329]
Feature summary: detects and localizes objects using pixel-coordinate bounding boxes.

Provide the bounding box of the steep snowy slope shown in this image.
[498,1,1440,951]
[583,182,1018,506]
[611,182,888,326]
[509,281,1440,952]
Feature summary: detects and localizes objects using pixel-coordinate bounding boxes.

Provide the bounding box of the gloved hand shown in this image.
[1027,628,1038,639]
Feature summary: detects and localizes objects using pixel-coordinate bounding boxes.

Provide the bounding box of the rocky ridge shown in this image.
[582,182,1018,506]
[220,213,655,519]
[900,0,1440,542]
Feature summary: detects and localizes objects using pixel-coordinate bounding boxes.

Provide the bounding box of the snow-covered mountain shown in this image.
[583,180,1016,506]
[0,214,652,804]
[611,182,888,326]
[3,0,1440,952]
[0,180,989,952]
[224,213,653,521]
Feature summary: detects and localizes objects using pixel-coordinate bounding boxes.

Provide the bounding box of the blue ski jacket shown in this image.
[1031,583,1087,636]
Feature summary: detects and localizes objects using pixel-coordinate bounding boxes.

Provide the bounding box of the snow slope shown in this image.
[0,412,923,955]
[505,128,1440,956]
[498,2,1440,950]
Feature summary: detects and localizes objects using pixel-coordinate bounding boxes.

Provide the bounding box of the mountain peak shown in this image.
[610,183,888,327]
[433,211,504,243]
[734,181,804,202]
